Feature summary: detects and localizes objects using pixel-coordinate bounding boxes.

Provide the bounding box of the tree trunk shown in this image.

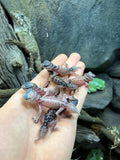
[0,3,29,106]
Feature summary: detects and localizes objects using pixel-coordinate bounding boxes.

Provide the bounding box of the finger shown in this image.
[73,62,87,113]
[65,53,81,83]
[31,54,68,87]
[75,85,88,113]
[71,61,85,77]
[65,52,81,67]
[65,55,84,95]
[48,53,81,89]
[63,53,81,82]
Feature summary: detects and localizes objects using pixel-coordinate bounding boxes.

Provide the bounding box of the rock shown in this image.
[83,74,113,114]
[113,79,120,97]
[0,0,120,70]
[107,61,120,78]
[111,97,120,112]
[111,79,120,112]
[99,107,120,132]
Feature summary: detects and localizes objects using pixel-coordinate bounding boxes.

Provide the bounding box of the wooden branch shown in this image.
[0,88,19,98]
[79,110,106,127]
[79,110,120,155]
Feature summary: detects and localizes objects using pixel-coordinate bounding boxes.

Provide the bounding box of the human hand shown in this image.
[0,53,87,160]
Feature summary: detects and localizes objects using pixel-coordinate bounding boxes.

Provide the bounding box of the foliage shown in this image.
[88,78,105,93]
[85,149,104,160]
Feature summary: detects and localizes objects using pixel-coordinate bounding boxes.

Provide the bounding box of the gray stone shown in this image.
[111,79,120,112]
[0,0,120,70]
[83,74,113,112]
[107,61,120,78]
[113,79,120,97]
[111,97,120,112]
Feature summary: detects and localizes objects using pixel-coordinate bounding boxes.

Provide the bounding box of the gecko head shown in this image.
[24,89,37,102]
[10,11,31,33]
[41,60,52,70]
[66,96,78,106]
[84,71,96,83]
[88,71,96,78]
[22,82,38,90]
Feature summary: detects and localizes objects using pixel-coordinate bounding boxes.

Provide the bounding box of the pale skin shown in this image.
[0,53,88,160]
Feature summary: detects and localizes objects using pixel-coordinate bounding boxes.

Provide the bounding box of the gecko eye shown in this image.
[24,89,36,101]
[22,82,31,90]
[73,98,78,106]
[24,93,29,100]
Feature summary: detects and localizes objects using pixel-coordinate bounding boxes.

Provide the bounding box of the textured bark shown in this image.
[0,4,29,89]
[0,4,29,106]
[0,88,19,98]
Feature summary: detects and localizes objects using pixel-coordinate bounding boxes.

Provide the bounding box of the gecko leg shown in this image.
[42,90,50,98]
[69,71,81,77]
[56,107,65,119]
[33,105,44,124]
[64,63,69,68]
[49,71,58,80]
[49,119,58,132]
[84,82,89,88]
[35,58,41,73]
[29,52,35,80]
[6,39,35,79]
[64,64,80,77]
[6,39,25,48]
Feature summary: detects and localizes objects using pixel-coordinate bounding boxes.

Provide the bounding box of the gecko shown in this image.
[22,81,58,97]
[35,109,57,141]
[50,75,78,92]
[23,89,79,122]
[41,60,80,77]
[7,11,41,79]
[67,72,95,88]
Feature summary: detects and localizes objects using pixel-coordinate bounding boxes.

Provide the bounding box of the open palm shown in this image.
[0,53,87,160]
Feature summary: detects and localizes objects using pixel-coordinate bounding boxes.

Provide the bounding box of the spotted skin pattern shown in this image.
[35,109,57,141]
[22,82,58,98]
[51,76,78,90]
[41,60,80,76]
[68,72,95,87]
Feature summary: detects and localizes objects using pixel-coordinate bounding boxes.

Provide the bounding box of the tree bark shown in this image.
[0,3,29,106]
